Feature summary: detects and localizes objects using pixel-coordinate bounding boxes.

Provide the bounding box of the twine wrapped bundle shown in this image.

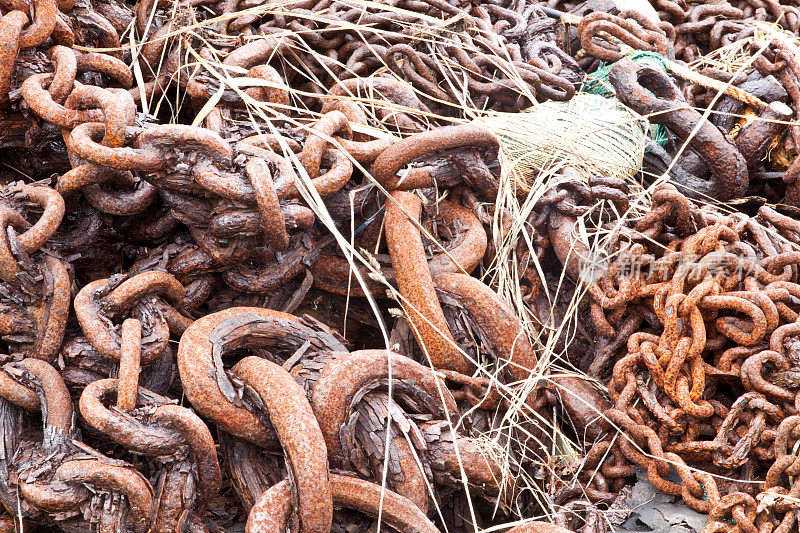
[477,93,648,191]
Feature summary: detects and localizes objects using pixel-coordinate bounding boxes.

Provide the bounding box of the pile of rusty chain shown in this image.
[2,0,800,529]
[0,0,579,528]
[527,179,800,533]
[0,176,549,533]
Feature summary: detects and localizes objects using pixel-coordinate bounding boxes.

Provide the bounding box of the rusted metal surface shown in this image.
[311,198,487,297]
[115,318,142,413]
[74,273,177,364]
[78,334,221,532]
[372,125,500,191]
[3,0,800,530]
[79,379,188,454]
[12,358,73,434]
[506,522,574,533]
[434,272,538,383]
[177,306,347,449]
[545,376,611,442]
[608,58,748,201]
[386,191,468,374]
[734,101,793,170]
[246,474,440,533]
[579,11,672,62]
[310,349,458,460]
[55,459,155,533]
[149,403,222,506]
[232,356,333,533]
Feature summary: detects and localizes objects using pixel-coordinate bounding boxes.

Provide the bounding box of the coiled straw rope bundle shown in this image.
[477,93,648,192]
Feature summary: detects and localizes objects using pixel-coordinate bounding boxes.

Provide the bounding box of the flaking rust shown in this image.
[3,0,800,531]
